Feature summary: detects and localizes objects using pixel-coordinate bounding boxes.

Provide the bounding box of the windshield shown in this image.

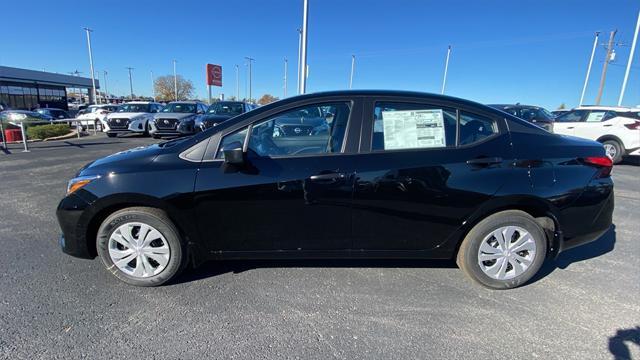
[162,103,196,113]
[207,102,244,116]
[118,104,150,113]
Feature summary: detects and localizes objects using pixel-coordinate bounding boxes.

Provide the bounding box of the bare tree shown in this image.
[154,75,194,101]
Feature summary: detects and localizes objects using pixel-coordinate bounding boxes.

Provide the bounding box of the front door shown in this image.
[351,100,514,251]
[193,101,358,252]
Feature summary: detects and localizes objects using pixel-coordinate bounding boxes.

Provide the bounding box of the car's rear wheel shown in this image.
[456,210,547,289]
[96,207,186,286]
[602,140,623,164]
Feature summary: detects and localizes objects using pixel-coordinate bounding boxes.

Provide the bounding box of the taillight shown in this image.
[583,156,613,177]
[623,121,640,130]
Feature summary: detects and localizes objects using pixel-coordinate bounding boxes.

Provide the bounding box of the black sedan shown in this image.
[56,90,613,289]
[196,101,256,131]
[489,104,555,131]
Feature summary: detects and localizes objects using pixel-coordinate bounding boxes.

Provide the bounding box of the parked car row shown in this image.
[490,103,640,164]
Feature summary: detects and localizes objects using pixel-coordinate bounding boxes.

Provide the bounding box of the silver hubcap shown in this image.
[108,222,170,278]
[477,226,536,280]
[603,144,617,160]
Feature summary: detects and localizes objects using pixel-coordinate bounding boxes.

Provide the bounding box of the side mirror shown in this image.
[222,141,244,165]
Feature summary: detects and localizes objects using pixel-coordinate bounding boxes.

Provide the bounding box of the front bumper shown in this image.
[56,192,94,259]
[106,118,147,135]
[149,120,196,137]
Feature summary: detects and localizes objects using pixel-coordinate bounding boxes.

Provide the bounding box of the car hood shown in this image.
[108,112,147,119]
[77,143,163,176]
[154,113,196,120]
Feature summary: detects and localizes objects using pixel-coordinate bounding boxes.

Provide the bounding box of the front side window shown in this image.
[372,102,457,151]
[247,102,350,157]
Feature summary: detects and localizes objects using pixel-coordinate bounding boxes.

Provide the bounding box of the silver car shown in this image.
[149,101,208,138]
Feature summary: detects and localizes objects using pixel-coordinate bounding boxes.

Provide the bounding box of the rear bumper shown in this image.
[56,193,94,259]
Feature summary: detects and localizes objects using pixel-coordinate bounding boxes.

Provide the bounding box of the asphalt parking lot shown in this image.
[0,134,638,359]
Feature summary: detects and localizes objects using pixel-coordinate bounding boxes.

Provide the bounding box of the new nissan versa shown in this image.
[149,101,208,138]
[105,101,163,137]
[56,91,614,289]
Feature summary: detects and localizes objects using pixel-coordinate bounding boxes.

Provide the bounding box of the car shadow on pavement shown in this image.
[528,225,617,284]
[175,226,617,286]
[609,327,640,360]
[176,258,458,285]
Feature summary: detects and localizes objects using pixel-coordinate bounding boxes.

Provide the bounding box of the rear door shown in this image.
[351,98,514,251]
[553,110,587,136]
[572,110,610,141]
[193,98,362,252]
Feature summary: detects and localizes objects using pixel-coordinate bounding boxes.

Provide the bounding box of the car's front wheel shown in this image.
[457,210,547,289]
[96,207,186,286]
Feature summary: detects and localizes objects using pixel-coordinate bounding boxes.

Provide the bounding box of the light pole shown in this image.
[151,70,155,102]
[126,67,134,99]
[103,70,109,102]
[83,27,98,104]
[297,28,302,94]
[349,55,355,89]
[299,0,309,94]
[173,59,178,100]
[619,10,640,106]
[579,32,600,106]
[595,30,617,105]
[284,58,288,97]
[245,57,254,102]
[441,45,451,95]
[235,64,240,100]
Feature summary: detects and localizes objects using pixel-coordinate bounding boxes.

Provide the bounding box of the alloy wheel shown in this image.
[108,222,170,278]
[603,143,617,160]
[477,225,537,280]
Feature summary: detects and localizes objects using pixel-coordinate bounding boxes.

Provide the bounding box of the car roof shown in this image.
[574,105,639,112]
[124,101,155,104]
[488,104,542,110]
[168,101,201,104]
[38,108,65,111]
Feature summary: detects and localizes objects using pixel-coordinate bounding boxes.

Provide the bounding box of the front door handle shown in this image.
[467,157,503,166]
[603,124,612,127]
[566,126,575,129]
[309,173,346,183]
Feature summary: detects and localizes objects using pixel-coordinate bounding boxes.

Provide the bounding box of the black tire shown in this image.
[96,207,187,287]
[456,210,547,290]
[602,139,623,164]
[152,134,161,139]
[106,133,117,138]
[143,121,150,136]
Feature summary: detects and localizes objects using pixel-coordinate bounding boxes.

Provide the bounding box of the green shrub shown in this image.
[26,124,71,140]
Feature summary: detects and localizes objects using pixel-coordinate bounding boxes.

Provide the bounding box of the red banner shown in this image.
[206,64,222,86]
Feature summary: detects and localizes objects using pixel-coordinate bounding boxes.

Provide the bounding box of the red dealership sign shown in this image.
[206,64,222,86]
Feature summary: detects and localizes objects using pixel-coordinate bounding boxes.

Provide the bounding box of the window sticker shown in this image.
[585,112,605,122]
[381,109,446,150]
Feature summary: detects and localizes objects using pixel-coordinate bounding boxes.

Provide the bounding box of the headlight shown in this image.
[67,174,101,195]
[9,113,27,121]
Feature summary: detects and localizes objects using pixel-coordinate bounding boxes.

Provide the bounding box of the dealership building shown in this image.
[0,66,99,111]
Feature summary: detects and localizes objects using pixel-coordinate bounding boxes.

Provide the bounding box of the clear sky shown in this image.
[2,0,639,109]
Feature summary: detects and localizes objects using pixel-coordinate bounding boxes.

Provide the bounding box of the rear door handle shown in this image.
[566,126,575,129]
[309,173,346,183]
[467,157,503,165]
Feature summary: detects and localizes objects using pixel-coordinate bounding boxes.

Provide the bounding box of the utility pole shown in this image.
[173,59,178,100]
[126,67,134,99]
[299,0,309,94]
[235,64,240,100]
[244,57,254,102]
[297,28,302,94]
[595,30,617,105]
[441,45,451,95]
[619,11,640,106]
[94,70,101,104]
[103,70,109,102]
[349,55,355,89]
[150,70,155,102]
[284,58,288,97]
[83,27,97,105]
[580,32,600,106]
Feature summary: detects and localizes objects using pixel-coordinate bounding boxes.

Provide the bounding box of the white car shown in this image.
[553,106,640,163]
[76,104,120,131]
[104,101,164,138]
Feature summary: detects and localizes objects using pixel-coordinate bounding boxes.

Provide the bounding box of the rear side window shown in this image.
[372,102,457,151]
[459,112,498,146]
